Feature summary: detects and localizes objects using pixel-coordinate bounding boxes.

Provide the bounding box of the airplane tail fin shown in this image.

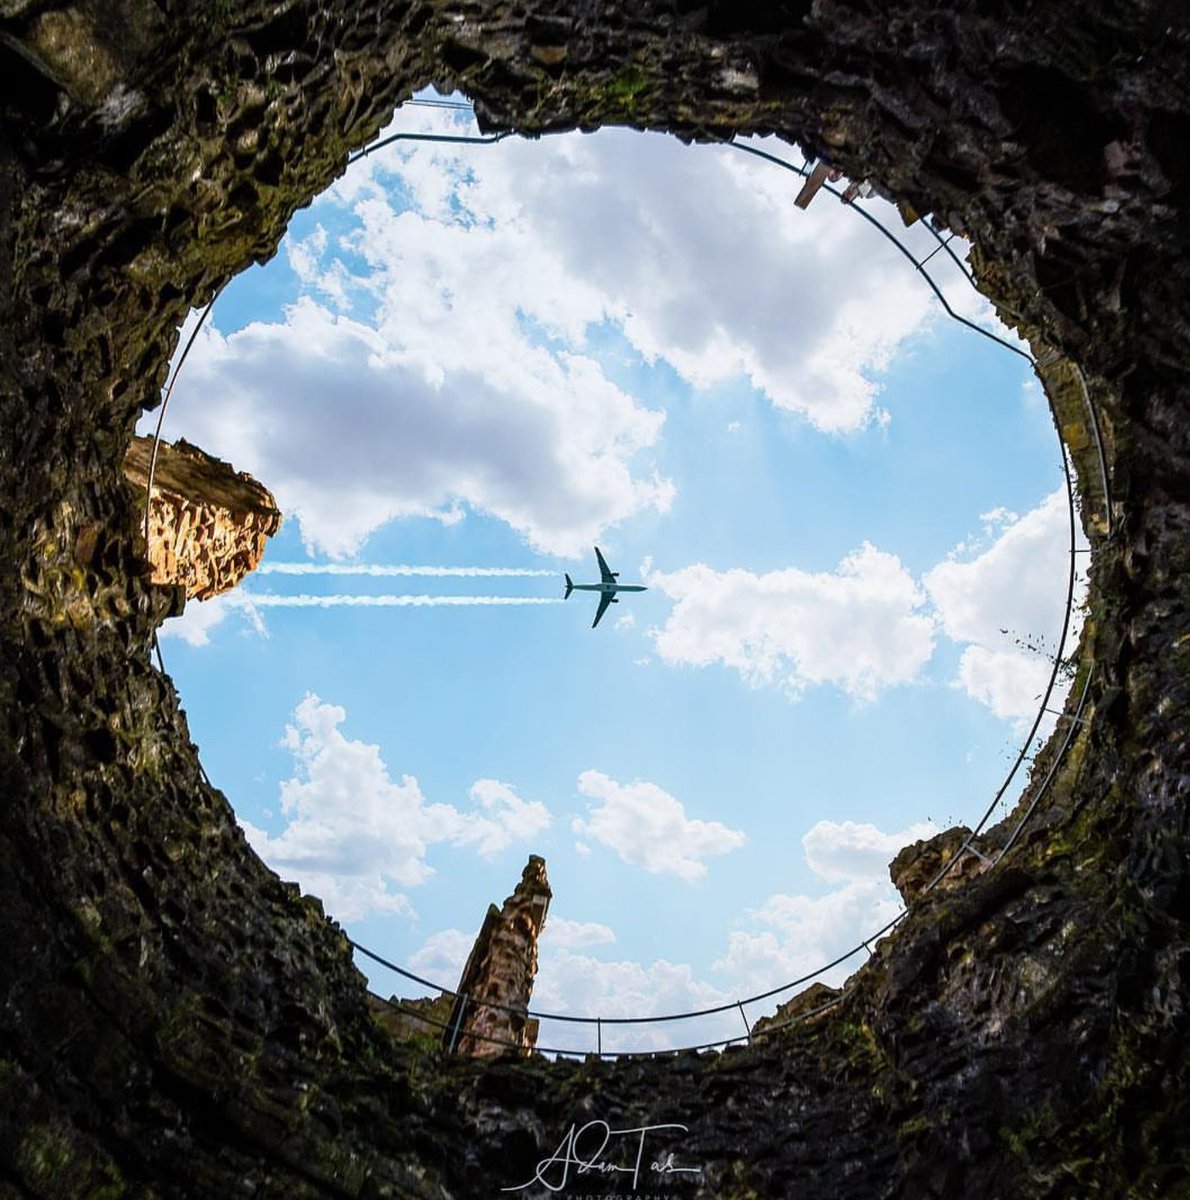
[564,574,573,599]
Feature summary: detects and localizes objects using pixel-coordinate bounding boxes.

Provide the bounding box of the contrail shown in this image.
[259,562,557,578]
[243,593,564,608]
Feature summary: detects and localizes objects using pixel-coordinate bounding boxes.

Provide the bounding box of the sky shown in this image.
[143,95,1088,1055]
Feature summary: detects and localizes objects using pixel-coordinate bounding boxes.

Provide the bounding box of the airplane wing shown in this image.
[595,546,615,583]
[591,593,614,629]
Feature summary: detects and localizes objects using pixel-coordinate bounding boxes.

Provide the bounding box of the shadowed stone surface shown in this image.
[1,2,1189,1197]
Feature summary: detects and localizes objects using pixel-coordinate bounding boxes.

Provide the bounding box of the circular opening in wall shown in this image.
[140,91,1091,1056]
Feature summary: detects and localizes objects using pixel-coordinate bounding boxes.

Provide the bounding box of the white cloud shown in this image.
[926,488,1069,646]
[158,594,231,647]
[243,695,455,920]
[644,488,1079,720]
[242,695,551,920]
[801,818,938,884]
[714,881,902,994]
[400,920,736,1054]
[647,544,935,701]
[407,928,473,990]
[925,487,1084,725]
[540,917,617,950]
[159,590,265,646]
[433,126,939,434]
[155,300,672,559]
[955,645,1053,724]
[153,111,983,559]
[533,948,738,1054]
[287,222,328,287]
[453,778,552,858]
[980,506,1019,532]
[571,770,745,880]
[714,817,930,996]
[534,824,926,1051]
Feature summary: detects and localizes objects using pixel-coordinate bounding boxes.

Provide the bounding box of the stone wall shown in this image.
[2,2,1189,1197]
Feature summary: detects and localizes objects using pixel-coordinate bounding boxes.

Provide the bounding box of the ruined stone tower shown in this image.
[445,855,552,1058]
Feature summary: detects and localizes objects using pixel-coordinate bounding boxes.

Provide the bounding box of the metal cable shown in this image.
[997,666,1093,859]
[147,112,1107,1056]
[355,933,874,1025]
[725,141,1033,364]
[371,985,847,1058]
[912,436,1082,896]
[346,128,1097,1037]
[403,98,477,112]
[922,217,980,289]
[1071,362,1114,538]
[143,285,225,550]
[348,130,508,166]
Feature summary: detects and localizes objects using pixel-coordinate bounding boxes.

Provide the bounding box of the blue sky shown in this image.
[145,96,1085,1053]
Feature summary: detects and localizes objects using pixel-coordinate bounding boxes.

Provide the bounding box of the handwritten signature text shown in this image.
[502,1121,703,1194]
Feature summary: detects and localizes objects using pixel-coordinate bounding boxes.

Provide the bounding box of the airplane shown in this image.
[564,547,648,629]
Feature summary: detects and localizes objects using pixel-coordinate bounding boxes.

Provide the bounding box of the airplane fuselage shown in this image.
[569,582,647,594]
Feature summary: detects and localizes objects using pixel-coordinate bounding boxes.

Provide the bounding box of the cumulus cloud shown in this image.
[453,779,552,857]
[400,921,736,1054]
[647,544,935,701]
[801,818,938,884]
[159,595,230,647]
[159,590,265,646]
[421,126,938,435]
[540,917,617,950]
[952,646,1047,724]
[542,815,924,1046]
[156,299,671,559]
[241,695,551,920]
[402,818,933,1051]
[714,817,933,995]
[643,488,1079,719]
[402,929,474,994]
[152,106,982,559]
[571,770,746,880]
[714,882,903,994]
[533,947,738,1054]
[925,487,1085,725]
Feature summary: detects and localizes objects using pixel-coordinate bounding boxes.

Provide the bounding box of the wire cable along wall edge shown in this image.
[147,106,1108,1059]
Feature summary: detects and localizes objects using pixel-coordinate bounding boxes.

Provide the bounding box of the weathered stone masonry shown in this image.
[1,2,1189,1198]
[444,854,551,1059]
[123,434,281,600]
[368,857,550,1057]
